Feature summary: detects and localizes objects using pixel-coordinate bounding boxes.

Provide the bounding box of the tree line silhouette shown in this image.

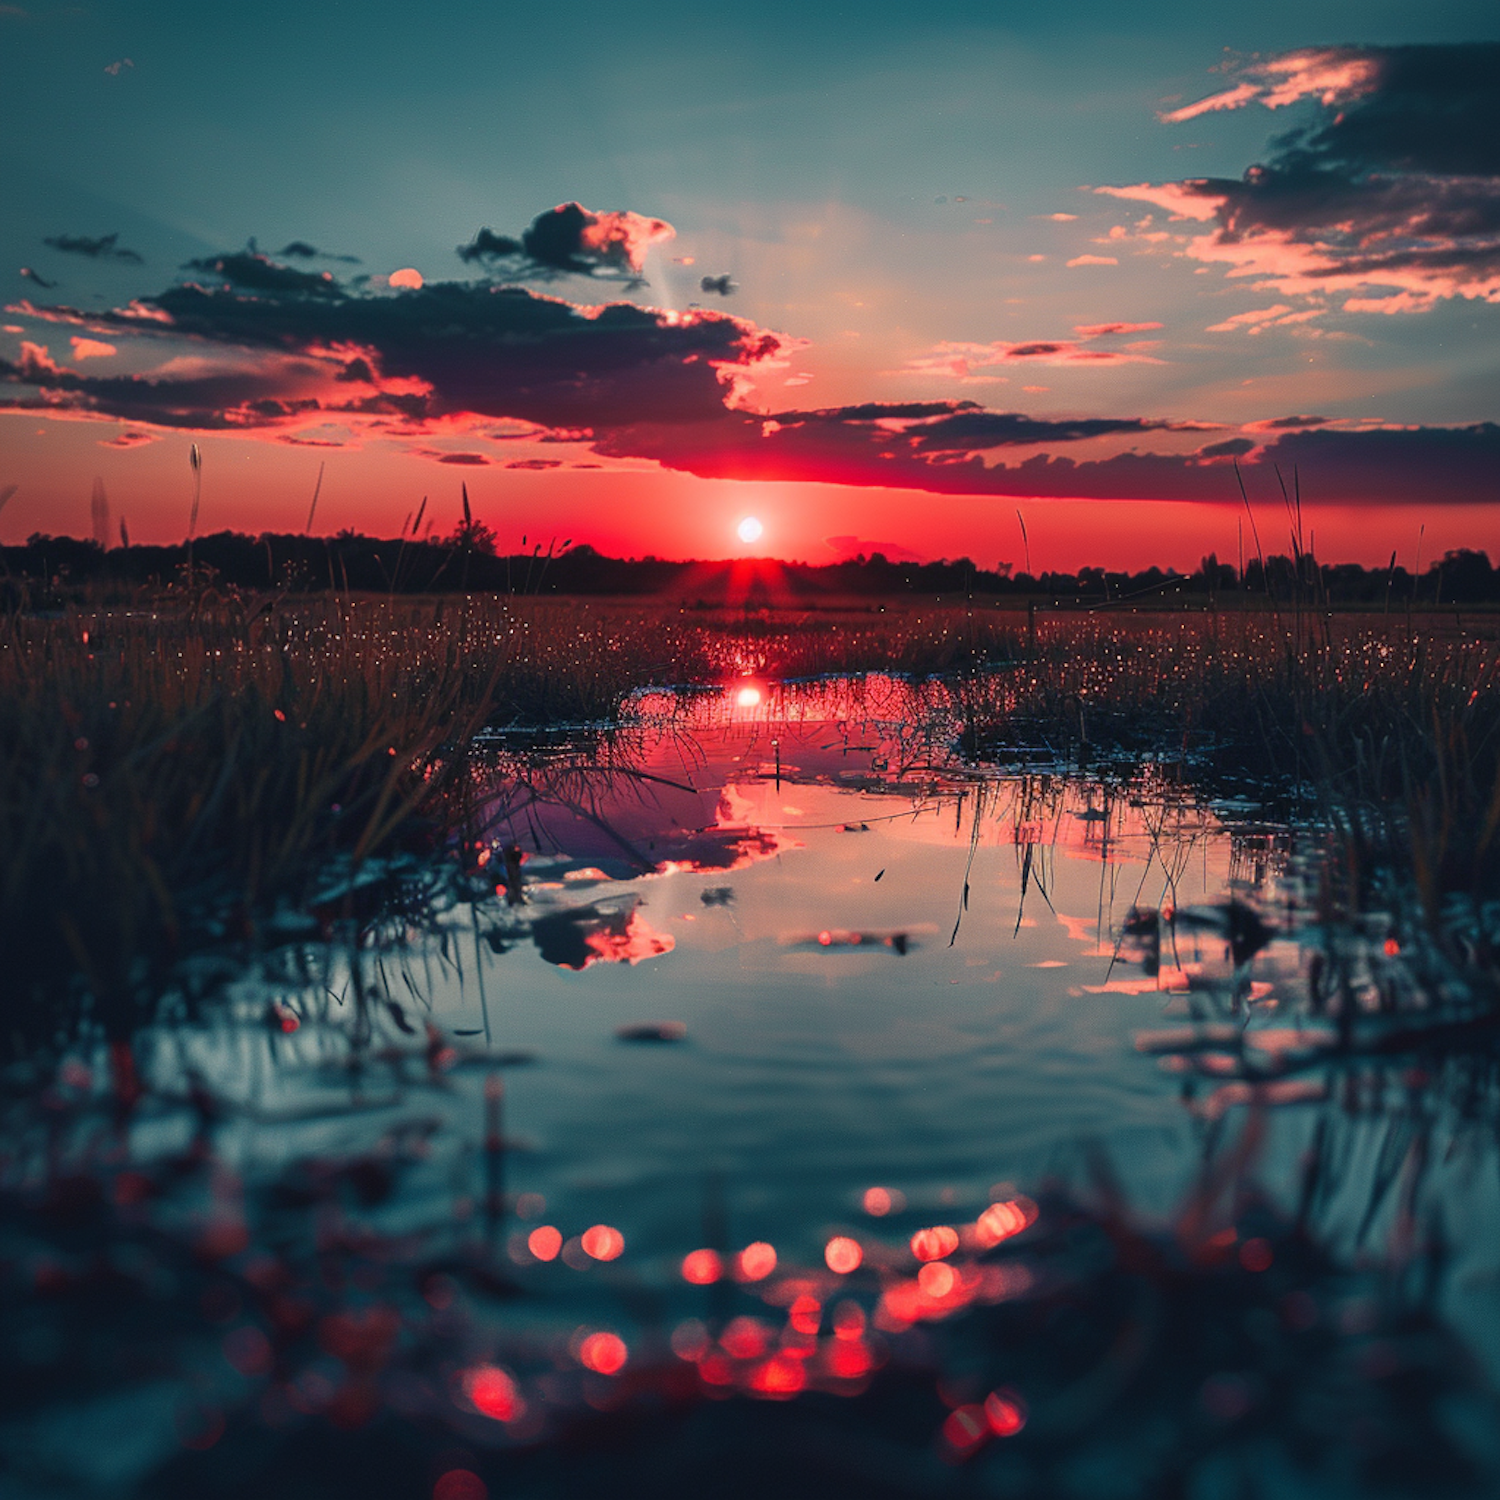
[4,530,1497,607]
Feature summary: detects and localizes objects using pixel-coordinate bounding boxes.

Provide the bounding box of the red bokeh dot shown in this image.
[527,1225,562,1261]
[578,1331,628,1375]
[434,1470,487,1500]
[984,1389,1027,1436]
[1239,1237,1274,1272]
[580,1224,624,1261]
[735,1241,777,1281]
[910,1226,960,1261]
[681,1248,723,1284]
[828,1339,874,1379]
[750,1354,807,1397]
[465,1366,518,1421]
[942,1404,989,1454]
[789,1294,822,1335]
[918,1262,957,1298]
[825,1236,863,1274]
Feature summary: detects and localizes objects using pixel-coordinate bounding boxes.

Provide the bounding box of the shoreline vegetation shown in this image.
[5,529,1500,610]
[2,570,1498,1054]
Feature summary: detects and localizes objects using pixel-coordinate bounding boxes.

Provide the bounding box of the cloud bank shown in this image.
[1105,44,1500,314]
[3,215,1496,508]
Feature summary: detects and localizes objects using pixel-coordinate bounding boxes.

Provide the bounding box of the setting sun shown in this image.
[736,516,764,544]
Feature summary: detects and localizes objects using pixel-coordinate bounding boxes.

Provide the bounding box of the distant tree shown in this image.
[1436,548,1493,602]
[447,517,498,555]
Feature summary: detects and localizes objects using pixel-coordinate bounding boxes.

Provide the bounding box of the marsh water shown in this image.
[9,673,1500,1498]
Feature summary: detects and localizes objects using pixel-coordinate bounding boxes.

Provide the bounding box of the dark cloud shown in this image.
[700,274,736,296]
[594,406,1500,505]
[1283,45,1500,179]
[901,410,1204,453]
[43,233,143,264]
[456,228,525,264]
[0,339,326,429]
[437,452,489,465]
[456,203,674,280]
[18,267,56,288]
[2,254,785,433]
[1269,423,1500,501]
[1073,321,1164,337]
[278,242,361,264]
[1247,414,1330,431]
[181,251,341,297]
[775,401,978,423]
[1107,44,1500,311]
[7,235,1495,510]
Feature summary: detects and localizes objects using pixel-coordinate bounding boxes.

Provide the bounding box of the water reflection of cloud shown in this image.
[528,903,675,969]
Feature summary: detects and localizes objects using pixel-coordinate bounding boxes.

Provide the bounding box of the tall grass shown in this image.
[950,609,1500,995]
[0,594,709,1051]
[4,589,1496,1048]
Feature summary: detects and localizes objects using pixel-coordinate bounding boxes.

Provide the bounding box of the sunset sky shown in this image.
[1,0,1496,571]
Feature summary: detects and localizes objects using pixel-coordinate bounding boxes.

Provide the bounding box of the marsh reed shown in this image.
[4,588,1497,1048]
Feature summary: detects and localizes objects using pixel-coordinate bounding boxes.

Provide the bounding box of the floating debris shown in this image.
[616,1020,688,1043]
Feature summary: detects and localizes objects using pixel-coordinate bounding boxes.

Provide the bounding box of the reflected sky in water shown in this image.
[14,675,1500,1495]
[209,677,1301,1274]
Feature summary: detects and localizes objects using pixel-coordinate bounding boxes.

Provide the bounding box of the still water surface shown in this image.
[13,675,1500,1496]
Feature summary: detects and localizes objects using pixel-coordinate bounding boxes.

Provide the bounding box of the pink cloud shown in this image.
[1205,304,1295,332]
[1104,46,1500,315]
[1159,82,1260,123]
[578,209,674,273]
[1066,254,1119,268]
[69,337,117,361]
[1160,47,1381,123]
[1096,182,1220,221]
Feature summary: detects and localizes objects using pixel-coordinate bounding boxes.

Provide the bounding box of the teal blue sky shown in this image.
[1,1,1497,566]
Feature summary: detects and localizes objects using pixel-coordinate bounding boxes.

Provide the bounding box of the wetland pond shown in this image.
[8,673,1500,1499]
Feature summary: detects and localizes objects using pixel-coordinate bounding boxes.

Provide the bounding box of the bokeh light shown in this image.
[580,1224,624,1261]
[910,1225,960,1261]
[825,1236,863,1273]
[720,1316,772,1359]
[974,1197,1036,1248]
[749,1353,806,1397]
[578,1331,628,1375]
[735,1241,777,1281]
[681,1247,724,1284]
[918,1261,956,1297]
[942,1404,989,1454]
[527,1225,562,1261]
[789,1294,822,1334]
[433,1471,487,1500]
[984,1389,1027,1436]
[464,1366,520,1422]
